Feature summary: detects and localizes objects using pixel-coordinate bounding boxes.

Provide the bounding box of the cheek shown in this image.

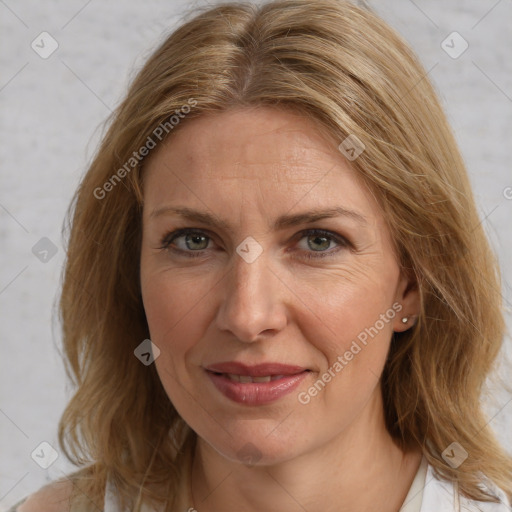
[141,271,205,414]
[140,268,209,364]
[294,266,399,408]
[296,265,398,354]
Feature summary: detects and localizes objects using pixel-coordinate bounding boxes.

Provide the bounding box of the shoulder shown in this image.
[7,480,75,512]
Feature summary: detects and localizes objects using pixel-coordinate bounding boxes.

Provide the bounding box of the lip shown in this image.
[204,361,310,406]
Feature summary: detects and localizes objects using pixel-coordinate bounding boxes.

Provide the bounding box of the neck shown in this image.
[189,389,422,512]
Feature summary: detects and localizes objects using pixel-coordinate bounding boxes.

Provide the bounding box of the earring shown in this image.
[401,317,409,324]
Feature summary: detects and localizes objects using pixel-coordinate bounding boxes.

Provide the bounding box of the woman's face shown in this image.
[140,107,418,465]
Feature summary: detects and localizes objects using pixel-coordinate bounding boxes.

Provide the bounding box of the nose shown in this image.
[215,248,288,343]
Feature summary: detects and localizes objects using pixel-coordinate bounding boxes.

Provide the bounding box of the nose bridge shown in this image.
[216,244,287,342]
[231,247,268,306]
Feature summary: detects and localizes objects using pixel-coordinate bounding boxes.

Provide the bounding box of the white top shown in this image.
[400,454,429,512]
[103,455,511,512]
[419,462,511,511]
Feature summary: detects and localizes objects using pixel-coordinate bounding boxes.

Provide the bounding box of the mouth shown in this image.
[204,362,311,405]
[213,373,293,383]
[206,361,309,376]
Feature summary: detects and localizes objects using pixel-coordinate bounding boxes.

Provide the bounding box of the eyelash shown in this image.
[159,228,351,260]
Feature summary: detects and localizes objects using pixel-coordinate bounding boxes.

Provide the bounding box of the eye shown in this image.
[294,229,350,259]
[160,229,213,258]
[159,228,350,259]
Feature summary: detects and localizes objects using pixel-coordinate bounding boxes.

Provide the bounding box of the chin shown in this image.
[200,424,309,467]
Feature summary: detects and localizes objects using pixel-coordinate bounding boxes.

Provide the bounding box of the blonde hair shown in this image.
[57,0,512,509]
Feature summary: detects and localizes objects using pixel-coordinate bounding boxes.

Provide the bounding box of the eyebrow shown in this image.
[149,205,367,230]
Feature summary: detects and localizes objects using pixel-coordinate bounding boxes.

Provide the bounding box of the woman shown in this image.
[10,0,512,510]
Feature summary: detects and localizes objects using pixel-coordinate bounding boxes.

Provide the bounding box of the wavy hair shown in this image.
[56,0,512,509]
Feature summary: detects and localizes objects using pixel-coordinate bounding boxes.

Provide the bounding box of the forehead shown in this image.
[141,107,382,223]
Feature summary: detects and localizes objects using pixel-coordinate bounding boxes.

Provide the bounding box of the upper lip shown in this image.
[205,361,309,377]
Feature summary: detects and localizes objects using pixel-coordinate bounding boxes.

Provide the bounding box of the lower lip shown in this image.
[206,370,309,405]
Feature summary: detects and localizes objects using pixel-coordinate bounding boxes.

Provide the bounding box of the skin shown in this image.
[140,106,422,512]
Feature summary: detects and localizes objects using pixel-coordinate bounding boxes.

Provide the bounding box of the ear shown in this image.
[392,268,420,332]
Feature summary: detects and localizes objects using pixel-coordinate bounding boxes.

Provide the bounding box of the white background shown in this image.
[1,0,511,509]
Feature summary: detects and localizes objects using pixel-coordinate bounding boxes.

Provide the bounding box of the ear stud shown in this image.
[401,317,409,324]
